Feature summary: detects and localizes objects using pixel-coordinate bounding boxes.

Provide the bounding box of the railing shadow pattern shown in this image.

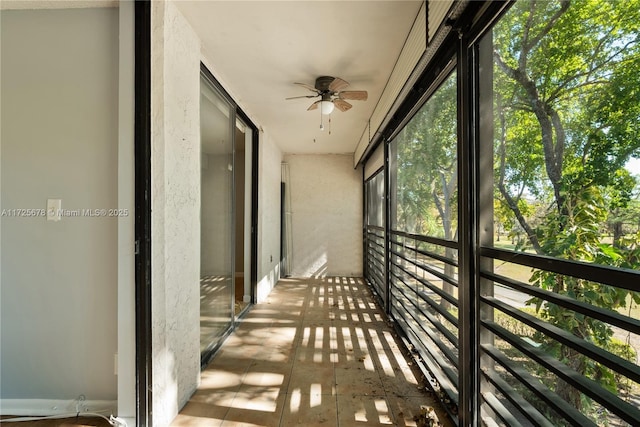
[172,277,451,427]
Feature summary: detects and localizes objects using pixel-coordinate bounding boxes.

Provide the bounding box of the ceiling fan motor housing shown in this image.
[315,76,336,92]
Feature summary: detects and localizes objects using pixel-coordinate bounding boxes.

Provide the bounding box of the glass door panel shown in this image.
[234,118,252,318]
[200,73,234,355]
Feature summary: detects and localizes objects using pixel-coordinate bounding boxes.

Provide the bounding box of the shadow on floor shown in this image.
[174,277,452,427]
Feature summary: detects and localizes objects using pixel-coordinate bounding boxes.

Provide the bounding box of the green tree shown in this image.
[396,72,458,240]
[395,72,458,308]
[493,0,640,412]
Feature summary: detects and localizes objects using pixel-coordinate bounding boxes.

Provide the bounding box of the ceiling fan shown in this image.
[286,76,368,114]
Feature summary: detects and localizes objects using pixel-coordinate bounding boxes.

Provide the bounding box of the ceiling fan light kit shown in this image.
[320,100,334,115]
[287,75,368,119]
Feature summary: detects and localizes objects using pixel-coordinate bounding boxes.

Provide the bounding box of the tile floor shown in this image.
[172,277,452,427]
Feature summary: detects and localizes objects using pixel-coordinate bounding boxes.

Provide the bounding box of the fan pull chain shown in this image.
[319,105,324,131]
[328,115,331,135]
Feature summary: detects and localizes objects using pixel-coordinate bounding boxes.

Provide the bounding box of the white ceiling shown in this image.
[175,0,423,155]
[0,0,117,9]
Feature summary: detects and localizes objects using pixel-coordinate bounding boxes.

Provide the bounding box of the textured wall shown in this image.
[1,7,118,403]
[284,154,363,278]
[257,132,283,302]
[151,1,201,425]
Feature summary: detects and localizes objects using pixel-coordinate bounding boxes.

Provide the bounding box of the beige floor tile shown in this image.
[241,360,293,391]
[198,367,248,392]
[279,392,337,427]
[170,401,227,426]
[288,362,335,396]
[336,394,394,426]
[189,388,239,407]
[334,366,385,397]
[221,389,286,427]
[214,342,265,361]
[178,277,450,427]
[252,347,297,365]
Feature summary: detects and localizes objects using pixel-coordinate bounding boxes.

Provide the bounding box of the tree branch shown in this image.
[525,0,571,52]
[496,93,543,253]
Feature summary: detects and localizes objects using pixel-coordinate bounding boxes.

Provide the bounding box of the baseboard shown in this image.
[0,399,117,417]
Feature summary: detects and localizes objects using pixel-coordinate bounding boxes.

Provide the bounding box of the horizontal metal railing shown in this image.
[365,226,385,302]
[388,229,461,410]
[365,229,640,425]
[479,246,640,426]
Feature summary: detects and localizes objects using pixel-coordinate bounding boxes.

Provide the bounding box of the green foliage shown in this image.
[493,307,538,337]
[492,0,640,414]
[395,72,457,239]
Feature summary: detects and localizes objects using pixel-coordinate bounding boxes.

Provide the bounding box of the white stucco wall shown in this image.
[284,154,363,278]
[257,132,283,302]
[1,7,120,411]
[151,1,201,425]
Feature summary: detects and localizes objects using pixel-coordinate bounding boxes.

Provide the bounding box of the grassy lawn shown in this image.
[489,239,640,320]
[494,260,532,283]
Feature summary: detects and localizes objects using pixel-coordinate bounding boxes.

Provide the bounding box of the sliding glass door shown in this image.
[200,72,234,356]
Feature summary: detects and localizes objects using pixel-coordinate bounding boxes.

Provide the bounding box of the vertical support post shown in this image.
[457,30,477,426]
[384,139,392,314]
[134,1,152,425]
[363,167,368,284]
[477,32,496,422]
[251,129,259,304]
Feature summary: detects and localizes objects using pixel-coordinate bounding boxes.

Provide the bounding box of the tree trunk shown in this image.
[555,345,585,412]
[613,221,623,248]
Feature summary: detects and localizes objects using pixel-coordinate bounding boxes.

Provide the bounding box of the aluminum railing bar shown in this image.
[394,307,461,402]
[389,274,460,349]
[367,243,385,260]
[366,247,382,260]
[483,320,640,425]
[411,256,460,288]
[368,229,384,237]
[390,238,459,269]
[483,296,640,383]
[391,229,459,250]
[482,368,556,427]
[391,278,458,347]
[481,247,640,293]
[369,262,383,280]
[366,226,384,235]
[482,344,598,427]
[404,241,460,269]
[366,249,384,265]
[390,247,460,291]
[367,273,384,294]
[481,269,640,334]
[400,268,459,327]
[368,232,384,241]
[481,391,524,427]
[390,285,459,351]
[391,258,460,309]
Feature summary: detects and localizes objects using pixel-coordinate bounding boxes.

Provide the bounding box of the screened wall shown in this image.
[362,1,640,425]
[365,170,385,305]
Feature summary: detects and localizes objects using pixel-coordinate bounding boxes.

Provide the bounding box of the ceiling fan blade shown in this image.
[328,77,349,92]
[333,99,352,112]
[307,100,320,111]
[286,95,319,100]
[339,90,368,101]
[294,82,318,92]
